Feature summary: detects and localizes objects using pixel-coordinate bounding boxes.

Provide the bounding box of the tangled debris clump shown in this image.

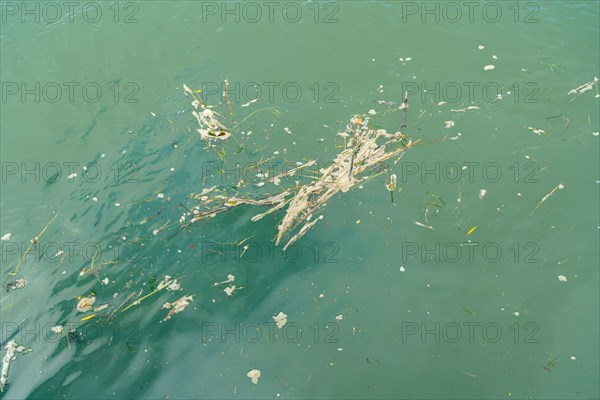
[181,84,418,249]
[3,279,26,293]
[76,295,96,312]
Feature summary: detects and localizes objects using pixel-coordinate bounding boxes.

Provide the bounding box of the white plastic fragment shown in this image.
[527,127,546,135]
[224,285,236,296]
[273,312,288,329]
[247,369,261,384]
[479,189,487,200]
[484,65,495,71]
[51,326,63,334]
[0,233,10,241]
[558,275,568,282]
[335,315,343,322]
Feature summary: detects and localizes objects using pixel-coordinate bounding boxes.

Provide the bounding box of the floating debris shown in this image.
[241,98,259,107]
[247,369,261,384]
[335,314,344,322]
[444,120,455,129]
[76,295,96,312]
[161,295,194,321]
[3,279,26,292]
[0,233,10,241]
[51,326,63,334]
[386,174,397,203]
[414,221,434,230]
[479,189,487,200]
[185,106,418,250]
[467,226,477,236]
[1,341,32,392]
[568,77,599,101]
[530,183,564,215]
[478,45,485,50]
[193,108,231,141]
[527,126,546,135]
[224,285,236,296]
[558,275,568,282]
[450,106,480,112]
[213,274,235,287]
[9,214,59,276]
[273,312,288,329]
[484,65,495,71]
[93,304,109,312]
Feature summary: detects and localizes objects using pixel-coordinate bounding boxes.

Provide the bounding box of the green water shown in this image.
[1,1,599,399]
